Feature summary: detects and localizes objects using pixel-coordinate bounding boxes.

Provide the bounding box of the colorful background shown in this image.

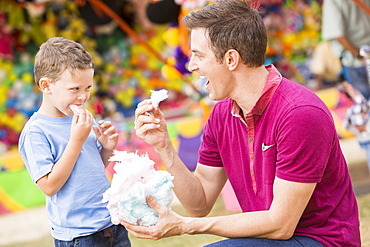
[0,0,353,214]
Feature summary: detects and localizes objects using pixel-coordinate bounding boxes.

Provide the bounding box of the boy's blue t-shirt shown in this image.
[18,112,113,241]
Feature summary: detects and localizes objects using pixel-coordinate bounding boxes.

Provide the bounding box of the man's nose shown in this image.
[187,56,197,72]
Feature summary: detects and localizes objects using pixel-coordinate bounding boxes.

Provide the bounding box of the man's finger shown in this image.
[146,195,163,212]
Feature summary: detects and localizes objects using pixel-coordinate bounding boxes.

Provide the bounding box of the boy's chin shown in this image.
[63,110,74,117]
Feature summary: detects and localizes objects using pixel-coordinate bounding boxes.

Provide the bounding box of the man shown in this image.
[125,0,361,246]
[322,0,370,176]
[322,0,370,99]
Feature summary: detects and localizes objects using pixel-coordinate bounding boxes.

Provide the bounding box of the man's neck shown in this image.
[231,65,269,114]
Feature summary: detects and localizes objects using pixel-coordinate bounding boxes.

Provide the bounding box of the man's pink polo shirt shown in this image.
[198,65,361,246]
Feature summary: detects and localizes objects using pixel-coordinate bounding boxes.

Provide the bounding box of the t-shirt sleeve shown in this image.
[275,105,335,183]
[19,129,54,184]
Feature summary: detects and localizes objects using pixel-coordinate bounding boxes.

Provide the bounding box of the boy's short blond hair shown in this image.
[34,37,94,86]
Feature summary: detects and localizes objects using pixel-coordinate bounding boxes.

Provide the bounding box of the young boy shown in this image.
[18,37,131,247]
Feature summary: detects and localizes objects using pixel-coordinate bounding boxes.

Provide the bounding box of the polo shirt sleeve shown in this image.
[198,108,223,167]
[275,105,336,183]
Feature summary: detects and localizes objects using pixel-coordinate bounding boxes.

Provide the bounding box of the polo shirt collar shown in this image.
[231,64,282,117]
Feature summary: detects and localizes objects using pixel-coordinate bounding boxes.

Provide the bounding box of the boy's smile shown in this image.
[39,68,94,117]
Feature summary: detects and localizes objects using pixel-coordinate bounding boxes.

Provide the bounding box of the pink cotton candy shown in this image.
[102,151,174,226]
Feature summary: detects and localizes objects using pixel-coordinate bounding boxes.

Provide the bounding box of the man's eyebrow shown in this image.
[191,49,201,54]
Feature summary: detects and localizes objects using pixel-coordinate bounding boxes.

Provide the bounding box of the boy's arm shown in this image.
[37,109,93,196]
[93,120,119,168]
[36,140,84,196]
[100,147,115,168]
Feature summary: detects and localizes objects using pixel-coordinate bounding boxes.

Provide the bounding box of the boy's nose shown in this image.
[77,93,89,101]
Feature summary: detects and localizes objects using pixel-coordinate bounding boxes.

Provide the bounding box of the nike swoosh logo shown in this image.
[262,143,275,151]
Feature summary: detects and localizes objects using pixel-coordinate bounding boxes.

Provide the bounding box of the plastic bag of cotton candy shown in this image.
[102,151,174,226]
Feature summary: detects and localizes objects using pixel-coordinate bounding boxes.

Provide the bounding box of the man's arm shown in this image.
[185,178,316,239]
[159,146,228,217]
[134,99,228,216]
[123,177,316,240]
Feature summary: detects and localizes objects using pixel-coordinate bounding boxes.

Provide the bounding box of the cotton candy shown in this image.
[102,151,174,226]
[150,89,168,109]
[69,104,81,115]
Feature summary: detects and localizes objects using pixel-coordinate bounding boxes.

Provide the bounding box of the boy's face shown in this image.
[43,69,94,117]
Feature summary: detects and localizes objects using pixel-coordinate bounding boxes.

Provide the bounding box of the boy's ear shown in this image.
[39,78,52,94]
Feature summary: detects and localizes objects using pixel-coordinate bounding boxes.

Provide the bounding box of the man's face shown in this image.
[187,28,231,101]
[46,69,94,117]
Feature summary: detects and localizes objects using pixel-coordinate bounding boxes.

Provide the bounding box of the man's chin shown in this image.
[208,93,221,102]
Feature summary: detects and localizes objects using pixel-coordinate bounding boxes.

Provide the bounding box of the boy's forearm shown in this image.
[100,147,115,168]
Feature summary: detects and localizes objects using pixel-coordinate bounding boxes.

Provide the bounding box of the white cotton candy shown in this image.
[69,104,81,115]
[102,151,174,226]
[150,89,168,109]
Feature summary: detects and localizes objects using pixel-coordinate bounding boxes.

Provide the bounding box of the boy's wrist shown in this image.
[68,138,85,148]
[102,146,115,154]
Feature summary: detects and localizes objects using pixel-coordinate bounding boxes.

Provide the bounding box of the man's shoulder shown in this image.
[275,78,330,111]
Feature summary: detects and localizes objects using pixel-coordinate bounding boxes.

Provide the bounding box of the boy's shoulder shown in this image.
[21,112,60,136]
[22,112,44,130]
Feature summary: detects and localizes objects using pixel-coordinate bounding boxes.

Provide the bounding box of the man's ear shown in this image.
[225,49,240,71]
[39,78,52,94]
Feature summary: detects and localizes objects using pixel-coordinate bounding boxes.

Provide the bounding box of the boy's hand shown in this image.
[93,120,119,151]
[70,108,93,144]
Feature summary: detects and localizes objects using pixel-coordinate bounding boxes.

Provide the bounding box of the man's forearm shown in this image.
[156,145,209,216]
[182,210,294,240]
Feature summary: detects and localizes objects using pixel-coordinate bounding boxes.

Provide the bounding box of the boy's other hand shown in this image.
[93,120,119,151]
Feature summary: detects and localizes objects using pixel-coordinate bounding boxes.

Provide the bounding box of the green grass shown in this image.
[358,193,370,246]
[2,194,370,247]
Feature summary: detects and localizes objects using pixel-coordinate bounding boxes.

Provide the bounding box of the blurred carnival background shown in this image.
[0,0,357,215]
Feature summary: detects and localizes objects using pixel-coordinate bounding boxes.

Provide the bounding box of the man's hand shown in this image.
[121,195,186,240]
[134,99,170,151]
